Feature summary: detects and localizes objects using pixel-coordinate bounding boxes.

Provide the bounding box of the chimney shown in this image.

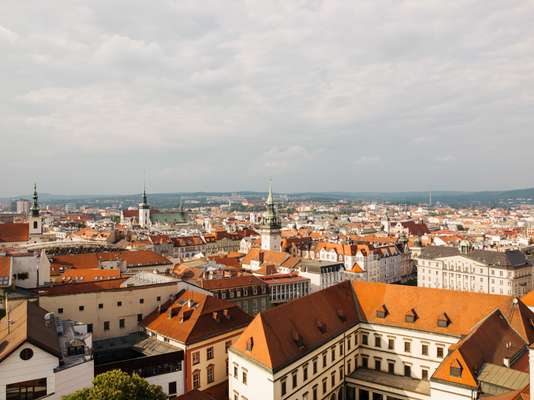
[503,357,511,368]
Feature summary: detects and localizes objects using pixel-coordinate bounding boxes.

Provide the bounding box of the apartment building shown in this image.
[229,280,534,400]
[142,289,253,393]
[417,244,533,296]
[37,273,209,339]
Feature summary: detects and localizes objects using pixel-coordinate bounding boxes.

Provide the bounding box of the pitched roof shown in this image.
[199,275,265,291]
[142,290,253,345]
[0,223,29,242]
[233,281,534,373]
[420,246,528,268]
[51,250,171,270]
[432,309,527,388]
[352,281,534,340]
[0,301,61,363]
[232,281,358,371]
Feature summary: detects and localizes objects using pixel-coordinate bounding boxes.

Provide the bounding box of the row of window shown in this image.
[192,341,232,366]
[57,297,160,314]
[361,355,429,379]
[192,365,215,389]
[361,332,445,358]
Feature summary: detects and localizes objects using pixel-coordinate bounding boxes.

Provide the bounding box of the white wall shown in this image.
[146,370,184,397]
[52,360,94,399]
[0,342,58,400]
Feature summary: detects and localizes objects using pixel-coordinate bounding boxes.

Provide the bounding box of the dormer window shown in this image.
[292,329,305,350]
[437,313,451,328]
[405,309,417,323]
[376,305,388,319]
[336,309,347,322]
[316,319,327,334]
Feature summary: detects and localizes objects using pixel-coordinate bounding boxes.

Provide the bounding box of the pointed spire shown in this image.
[266,179,273,205]
[31,183,40,217]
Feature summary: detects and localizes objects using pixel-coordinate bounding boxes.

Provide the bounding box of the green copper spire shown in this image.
[263,180,281,230]
[31,183,40,217]
[140,185,150,209]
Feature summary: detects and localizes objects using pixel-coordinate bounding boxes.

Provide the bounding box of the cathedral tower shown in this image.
[138,187,151,228]
[29,184,42,237]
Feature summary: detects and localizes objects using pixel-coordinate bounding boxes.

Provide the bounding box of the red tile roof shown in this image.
[0,223,29,242]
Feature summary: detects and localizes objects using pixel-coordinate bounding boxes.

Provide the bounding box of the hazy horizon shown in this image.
[2,1,534,196]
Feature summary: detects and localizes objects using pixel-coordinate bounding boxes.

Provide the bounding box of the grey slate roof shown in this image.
[419,246,528,268]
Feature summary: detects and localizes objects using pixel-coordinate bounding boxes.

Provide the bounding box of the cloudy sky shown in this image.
[2,1,534,196]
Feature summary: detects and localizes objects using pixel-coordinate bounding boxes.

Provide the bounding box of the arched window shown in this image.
[207,364,215,384]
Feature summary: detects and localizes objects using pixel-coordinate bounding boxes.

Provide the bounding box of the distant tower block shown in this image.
[138,187,151,228]
[260,181,282,252]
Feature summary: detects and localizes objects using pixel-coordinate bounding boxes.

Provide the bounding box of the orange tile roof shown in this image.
[52,250,171,269]
[199,275,265,291]
[0,223,29,242]
[0,256,11,280]
[62,268,121,282]
[143,290,253,345]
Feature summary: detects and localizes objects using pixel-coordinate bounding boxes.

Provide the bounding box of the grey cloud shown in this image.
[1,0,534,196]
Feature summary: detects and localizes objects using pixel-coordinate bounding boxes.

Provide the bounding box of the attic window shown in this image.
[316,319,327,334]
[246,337,254,352]
[405,309,417,323]
[376,305,388,319]
[336,309,347,322]
[437,313,450,328]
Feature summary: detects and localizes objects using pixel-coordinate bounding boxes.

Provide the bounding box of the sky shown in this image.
[1,0,534,196]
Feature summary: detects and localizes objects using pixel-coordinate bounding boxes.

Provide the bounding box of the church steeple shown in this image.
[138,185,151,228]
[31,183,40,217]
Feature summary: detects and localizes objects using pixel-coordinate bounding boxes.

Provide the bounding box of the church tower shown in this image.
[138,187,151,228]
[29,184,42,237]
[260,182,282,252]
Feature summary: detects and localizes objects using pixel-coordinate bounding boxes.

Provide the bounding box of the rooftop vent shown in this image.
[376,305,388,319]
[316,319,327,334]
[405,309,417,323]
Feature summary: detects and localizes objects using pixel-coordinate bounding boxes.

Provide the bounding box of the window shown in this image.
[225,340,232,353]
[313,358,318,374]
[104,321,110,331]
[347,359,352,373]
[119,319,125,329]
[242,369,247,385]
[117,301,122,307]
[207,346,214,360]
[57,308,63,314]
[303,364,308,381]
[79,305,85,311]
[374,359,381,371]
[193,370,200,389]
[362,333,368,345]
[98,303,103,309]
[437,347,444,358]
[139,298,144,304]
[450,366,462,377]
[388,361,395,374]
[322,352,327,368]
[281,379,287,396]
[404,341,411,353]
[388,338,394,350]
[168,381,177,395]
[312,385,318,400]
[137,313,143,322]
[362,356,368,369]
[208,365,215,384]
[404,365,411,377]
[233,364,238,377]
[322,378,327,394]
[331,371,336,386]
[20,348,34,360]
[192,351,200,365]
[422,344,428,356]
[6,378,47,400]
[331,346,335,362]
[292,371,297,388]
[157,296,161,302]
[422,368,429,380]
[375,336,381,348]
[87,323,93,333]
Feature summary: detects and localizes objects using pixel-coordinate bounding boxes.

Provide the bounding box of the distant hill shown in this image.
[3,187,534,207]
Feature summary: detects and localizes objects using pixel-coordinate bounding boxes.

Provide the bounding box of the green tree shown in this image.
[63,370,167,400]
